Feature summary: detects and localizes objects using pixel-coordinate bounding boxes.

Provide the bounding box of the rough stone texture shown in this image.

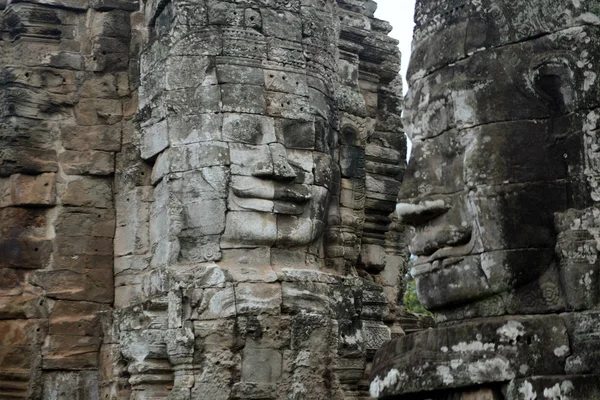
[0,0,411,399]
[0,0,134,396]
[109,0,411,396]
[371,1,600,399]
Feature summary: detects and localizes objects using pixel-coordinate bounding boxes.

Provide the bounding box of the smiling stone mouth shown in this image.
[231,185,312,203]
[411,232,477,276]
[411,256,467,277]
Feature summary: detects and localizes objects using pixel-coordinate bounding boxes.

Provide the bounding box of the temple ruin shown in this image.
[1,0,600,399]
[0,0,412,398]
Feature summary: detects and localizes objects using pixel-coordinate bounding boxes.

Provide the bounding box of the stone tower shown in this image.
[0,0,408,398]
[371,0,600,399]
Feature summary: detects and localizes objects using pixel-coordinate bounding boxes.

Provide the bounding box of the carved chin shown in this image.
[220,211,321,249]
[415,249,555,311]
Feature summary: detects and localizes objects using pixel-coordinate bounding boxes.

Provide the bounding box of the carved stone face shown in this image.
[218,62,337,250]
[398,1,600,313]
[141,1,341,266]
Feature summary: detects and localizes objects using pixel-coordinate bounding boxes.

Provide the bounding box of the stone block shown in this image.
[0,238,53,269]
[8,173,56,206]
[28,0,90,10]
[222,114,276,144]
[236,316,290,350]
[266,37,304,69]
[275,118,315,149]
[114,254,148,277]
[0,344,38,397]
[505,376,600,400]
[359,244,387,273]
[290,313,332,352]
[196,286,236,320]
[179,234,222,263]
[0,146,57,177]
[61,124,122,152]
[264,69,308,97]
[166,56,211,90]
[0,319,47,346]
[231,382,277,399]
[235,283,282,316]
[221,84,267,114]
[168,113,223,145]
[42,371,101,400]
[230,144,272,176]
[114,283,143,309]
[93,9,131,38]
[455,388,503,400]
[141,119,169,160]
[62,177,113,208]
[194,320,236,352]
[87,37,130,72]
[59,150,115,176]
[74,98,122,126]
[275,215,315,246]
[192,349,239,397]
[170,27,223,57]
[165,85,222,114]
[220,248,278,283]
[29,269,113,303]
[217,64,264,85]
[114,189,150,256]
[223,30,267,61]
[261,8,302,41]
[241,347,282,383]
[173,264,227,290]
[222,211,277,248]
[48,300,107,337]
[79,74,121,99]
[241,8,262,30]
[42,335,102,369]
[562,311,600,374]
[207,1,244,25]
[54,254,113,273]
[0,293,47,320]
[91,0,138,10]
[282,281,331,315]
[182,199,227,234]
[361,321,391,352]
[265,91,311,120]
[370,315,571,397]
[169,142,231,172]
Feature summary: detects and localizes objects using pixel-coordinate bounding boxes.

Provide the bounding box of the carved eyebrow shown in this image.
[529,51,575,70]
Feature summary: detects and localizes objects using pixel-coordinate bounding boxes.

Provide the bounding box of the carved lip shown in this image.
[411,256,466,277]
[231,183,312,203]
[411,234,476,277]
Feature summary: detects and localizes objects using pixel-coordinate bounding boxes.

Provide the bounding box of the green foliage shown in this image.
[403,277,432,316]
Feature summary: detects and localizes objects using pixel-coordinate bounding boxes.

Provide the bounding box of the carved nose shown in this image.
[396,200,451,226]
[252,143,297,181]
[397,199,472,256]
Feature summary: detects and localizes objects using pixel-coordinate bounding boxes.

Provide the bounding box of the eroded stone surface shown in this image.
[0,0,131,396]
[371,0,600,399]
[112,0,407,399]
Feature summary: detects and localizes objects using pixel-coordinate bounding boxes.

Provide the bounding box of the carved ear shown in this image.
[532,60,576,115]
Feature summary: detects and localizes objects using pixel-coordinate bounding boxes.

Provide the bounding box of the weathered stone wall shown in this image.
[0,0,137,398]
[1,0,409,398]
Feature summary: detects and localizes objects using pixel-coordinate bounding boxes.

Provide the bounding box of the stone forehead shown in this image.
[410,0,600,77]
[415,0,596,31]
